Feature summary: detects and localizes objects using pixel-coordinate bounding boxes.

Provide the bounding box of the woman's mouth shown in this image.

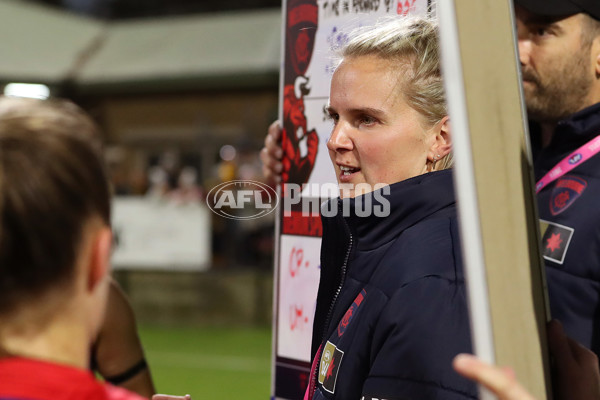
[339,165,359,182]
[340,165,359,175]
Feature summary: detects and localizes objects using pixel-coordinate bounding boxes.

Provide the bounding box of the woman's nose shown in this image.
[327,122,353,152]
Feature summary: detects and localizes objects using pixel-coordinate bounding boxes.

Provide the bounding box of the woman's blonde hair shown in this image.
[339,16,452,170]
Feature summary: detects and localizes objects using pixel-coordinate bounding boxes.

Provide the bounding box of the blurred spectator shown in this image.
[146,166,170,200]
[169,167,205,205]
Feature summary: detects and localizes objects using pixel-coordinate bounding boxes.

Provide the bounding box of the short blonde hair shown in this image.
[338,16,452,169]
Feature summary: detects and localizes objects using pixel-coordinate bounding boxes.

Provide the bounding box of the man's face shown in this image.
[516,6,598,122]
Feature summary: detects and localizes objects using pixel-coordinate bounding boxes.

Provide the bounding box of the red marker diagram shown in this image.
[277,235,322,361]
[289,246,310,277]
[290,304,310,331]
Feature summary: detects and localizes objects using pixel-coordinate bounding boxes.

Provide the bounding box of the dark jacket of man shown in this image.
[532,103,600,356]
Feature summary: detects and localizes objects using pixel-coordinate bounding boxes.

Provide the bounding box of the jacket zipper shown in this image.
[310,202,353,398]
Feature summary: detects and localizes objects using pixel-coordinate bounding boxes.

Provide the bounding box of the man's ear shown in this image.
[595,48,600,78]
[592,35,600,78]
[428,116,452,161]
[88,226,112,292]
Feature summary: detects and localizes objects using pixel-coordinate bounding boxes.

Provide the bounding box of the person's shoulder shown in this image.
[105,384,148,400]
[375,217,461,282]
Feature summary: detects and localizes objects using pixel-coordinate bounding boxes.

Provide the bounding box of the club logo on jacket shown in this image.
[318,341,344,393]
[540,220,574,265]
[337,289,367,337]
[550,176,587,216]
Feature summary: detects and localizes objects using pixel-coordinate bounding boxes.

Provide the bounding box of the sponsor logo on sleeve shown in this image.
[318,341,344,394]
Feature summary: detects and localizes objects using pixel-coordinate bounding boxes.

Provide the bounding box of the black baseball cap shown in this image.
[515,0,600,21]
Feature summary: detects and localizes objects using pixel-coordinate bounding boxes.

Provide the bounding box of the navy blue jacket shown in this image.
[309,170,476,400]
[532,103,600,355]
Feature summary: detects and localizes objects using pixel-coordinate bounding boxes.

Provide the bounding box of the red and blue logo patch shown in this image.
[337,289,366,337]
[550,175,587,216]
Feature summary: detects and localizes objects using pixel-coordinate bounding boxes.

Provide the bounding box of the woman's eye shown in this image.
[359,115,377,126]
[327,113,339,124]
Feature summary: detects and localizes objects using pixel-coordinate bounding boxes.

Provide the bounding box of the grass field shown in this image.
[139,325,273,399]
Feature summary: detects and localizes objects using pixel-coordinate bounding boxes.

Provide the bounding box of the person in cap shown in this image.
[514,0,600,357]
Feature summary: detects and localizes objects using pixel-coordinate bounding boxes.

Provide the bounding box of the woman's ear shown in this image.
[428,116,452,161]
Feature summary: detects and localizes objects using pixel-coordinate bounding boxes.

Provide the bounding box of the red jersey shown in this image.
[0,357,147,400]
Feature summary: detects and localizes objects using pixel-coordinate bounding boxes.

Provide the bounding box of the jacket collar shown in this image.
[324,169,455,251]
[530,102,600,150]
[553,102,600,139]
[531,102,600,170]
